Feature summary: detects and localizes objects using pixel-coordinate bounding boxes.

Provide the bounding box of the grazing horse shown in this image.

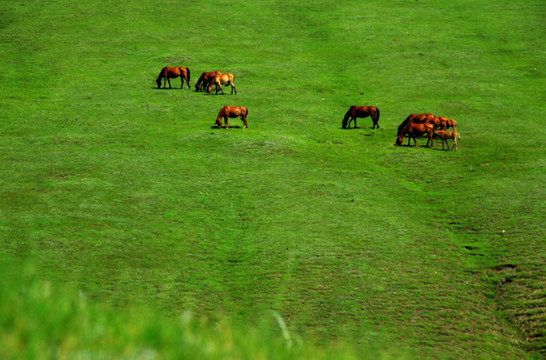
[195,71,221,92]
[342,106,380,129]
[434,130,460,150]
[430,116,458,131]
[207,73,237,95]
[215,106,248,129]
[156,67,191,89]
[396,122,434,147]
[397,113,436,136]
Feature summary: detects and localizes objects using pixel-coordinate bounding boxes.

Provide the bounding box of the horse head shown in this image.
[156,78,162,88]
[395,136,403,146]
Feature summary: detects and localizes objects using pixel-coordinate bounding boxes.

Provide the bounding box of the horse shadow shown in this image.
[342,126,379,130]
[152,87,185,90]
[210,125,244,129]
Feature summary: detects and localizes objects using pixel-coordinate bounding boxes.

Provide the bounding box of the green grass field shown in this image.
[1,0,544,358]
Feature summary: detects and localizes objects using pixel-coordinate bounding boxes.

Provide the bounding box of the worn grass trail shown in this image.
[0,0,544,358]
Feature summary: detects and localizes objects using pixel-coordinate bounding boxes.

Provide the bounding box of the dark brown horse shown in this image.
[207,73,237,95]
[215,106,248,129]
[342,106,380,129]
[397,113,436,135]
[195,71,221,92]
[156,66,191,89]
[396,122,434,147]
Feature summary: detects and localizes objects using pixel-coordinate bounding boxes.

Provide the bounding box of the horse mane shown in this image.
[342,107,354,128]
[397,115,412,136]
[399,124,409,137]
[156,67,166,81]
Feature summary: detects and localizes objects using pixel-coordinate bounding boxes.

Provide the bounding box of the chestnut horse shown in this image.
[207,73,237,95]
[396,122,434,147]
[195,71,220,92]
[215,106,248,129]
[156,66,191,89]
[342,106,380,129]
[397,113,436,135]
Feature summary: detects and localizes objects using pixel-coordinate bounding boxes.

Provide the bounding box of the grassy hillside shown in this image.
[0,0,544,358]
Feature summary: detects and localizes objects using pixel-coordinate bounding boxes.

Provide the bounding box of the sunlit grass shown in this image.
[0,0,544,358]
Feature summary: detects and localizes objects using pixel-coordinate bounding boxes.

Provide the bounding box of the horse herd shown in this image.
[156,66,461,150]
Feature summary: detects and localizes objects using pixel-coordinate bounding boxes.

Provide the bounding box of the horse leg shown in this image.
[216,83,224,95]
[167,77,172,89]
[409,131,418,147]
[231,83,237,95]
[241,114,248,129]
[224,115,229,129]
[373,115,379,129]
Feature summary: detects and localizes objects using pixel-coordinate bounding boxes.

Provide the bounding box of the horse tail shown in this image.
[186,67,191,83]
[375,107,380,123]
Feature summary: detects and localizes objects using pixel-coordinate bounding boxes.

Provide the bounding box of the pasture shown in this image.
[0,0,544,358]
